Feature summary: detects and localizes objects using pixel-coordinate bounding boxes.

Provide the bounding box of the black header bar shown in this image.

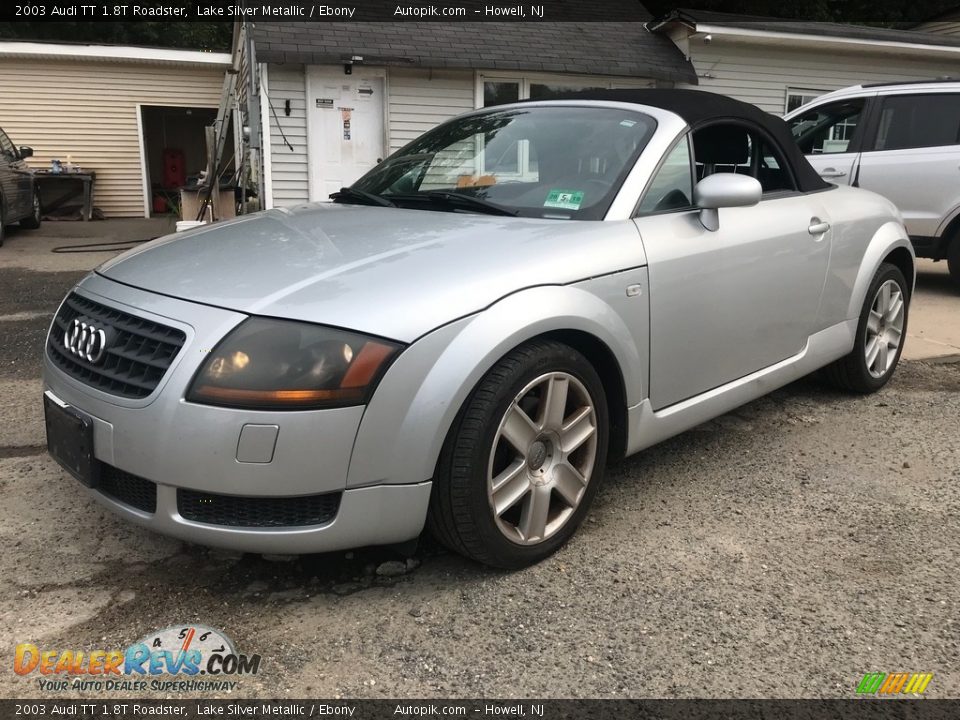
[3,0,653,23]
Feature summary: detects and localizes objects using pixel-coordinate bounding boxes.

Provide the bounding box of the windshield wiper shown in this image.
[329,187,395,208]
[422,191,518,217]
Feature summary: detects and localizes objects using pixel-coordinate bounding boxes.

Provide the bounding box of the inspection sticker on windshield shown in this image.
[544,189,584,210]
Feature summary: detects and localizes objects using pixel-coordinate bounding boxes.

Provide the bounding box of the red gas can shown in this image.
[162,148,186,189]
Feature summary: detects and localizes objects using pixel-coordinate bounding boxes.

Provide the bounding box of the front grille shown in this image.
[47,293,186,399]
[177,489,341,528]
[97,465,157,513]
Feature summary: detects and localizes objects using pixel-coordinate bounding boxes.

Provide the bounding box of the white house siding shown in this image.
[265,63,309,207]
[0,58,225,217]
[386,68,475,153]
[679,43,960,114]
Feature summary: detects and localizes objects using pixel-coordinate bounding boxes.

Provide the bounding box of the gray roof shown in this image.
[650,9,960,49]
[250,22,697,84]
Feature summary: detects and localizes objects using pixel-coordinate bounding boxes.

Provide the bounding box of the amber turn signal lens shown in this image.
[189,386,366,407]
[340,342,397,389]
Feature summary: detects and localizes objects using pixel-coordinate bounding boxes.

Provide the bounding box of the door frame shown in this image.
[305,64,388,202]
[136,102,220,219]
[136,105,150,218]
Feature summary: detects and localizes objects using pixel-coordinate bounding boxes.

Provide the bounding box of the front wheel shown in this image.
[428,340,609,568]
[823,262,909,393]
[20,189,41,230]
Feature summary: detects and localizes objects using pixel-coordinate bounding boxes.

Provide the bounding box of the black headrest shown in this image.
[694,124,750,165]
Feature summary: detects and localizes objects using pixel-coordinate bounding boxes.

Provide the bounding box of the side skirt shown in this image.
[625,319,856,455]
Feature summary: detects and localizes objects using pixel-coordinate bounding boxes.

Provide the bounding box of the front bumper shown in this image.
[42,274,432,553]
[84,453,432,554]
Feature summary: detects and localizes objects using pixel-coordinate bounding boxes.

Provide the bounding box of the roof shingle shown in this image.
[250,22,697,84]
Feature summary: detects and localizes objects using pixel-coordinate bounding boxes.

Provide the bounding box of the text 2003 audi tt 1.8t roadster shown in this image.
[44,90,913,568]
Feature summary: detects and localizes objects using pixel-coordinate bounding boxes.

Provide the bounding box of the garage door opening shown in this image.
[138,105,222,218]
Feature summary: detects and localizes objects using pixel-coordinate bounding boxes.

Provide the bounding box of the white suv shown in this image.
[786,81,960,287]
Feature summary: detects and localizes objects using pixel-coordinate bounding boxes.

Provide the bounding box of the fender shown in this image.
[347,284,645,489]
[846,220,915,321]
[935,202,960,243]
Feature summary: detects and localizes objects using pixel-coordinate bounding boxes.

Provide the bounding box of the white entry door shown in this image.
[307,67,385,201]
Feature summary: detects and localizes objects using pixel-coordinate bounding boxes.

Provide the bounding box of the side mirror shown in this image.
[18,146,33,159]
[693,173,762,231]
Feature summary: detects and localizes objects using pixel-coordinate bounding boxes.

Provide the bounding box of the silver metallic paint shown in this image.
[348,272,650,491]
[44,277,363,498]
[98,207,648,344]
[626,319,857,455]
[636,191,834,409]
[43,101,914,553]
[81,465,433,554]
[693,174,763,210]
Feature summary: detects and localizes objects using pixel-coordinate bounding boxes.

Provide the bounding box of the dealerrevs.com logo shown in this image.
[14,625,261,693]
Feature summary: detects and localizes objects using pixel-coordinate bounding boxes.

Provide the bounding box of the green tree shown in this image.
[643,0,960,23]
[0,22,231,50]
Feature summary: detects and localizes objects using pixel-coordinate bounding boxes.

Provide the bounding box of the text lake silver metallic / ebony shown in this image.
[43,90,915,568]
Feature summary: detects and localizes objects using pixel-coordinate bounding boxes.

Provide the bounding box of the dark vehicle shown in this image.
[0,126,41,246]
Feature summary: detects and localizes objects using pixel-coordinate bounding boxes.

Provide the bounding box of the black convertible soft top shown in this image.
[548,89,830,193]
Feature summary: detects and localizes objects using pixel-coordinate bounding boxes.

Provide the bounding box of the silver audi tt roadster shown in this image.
[44,90,914,568]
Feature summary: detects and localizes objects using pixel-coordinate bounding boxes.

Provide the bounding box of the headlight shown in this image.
[186,318,402,410]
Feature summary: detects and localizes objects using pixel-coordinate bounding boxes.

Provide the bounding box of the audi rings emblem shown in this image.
[64,318,113,364]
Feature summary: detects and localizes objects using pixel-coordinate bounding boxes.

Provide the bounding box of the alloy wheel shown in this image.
[487,372,598,545]
[864,279,905,378]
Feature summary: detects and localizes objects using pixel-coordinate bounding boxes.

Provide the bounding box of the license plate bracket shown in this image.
[44,395,99,488]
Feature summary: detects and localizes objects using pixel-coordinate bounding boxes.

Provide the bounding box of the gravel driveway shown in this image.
[1,222,957,700]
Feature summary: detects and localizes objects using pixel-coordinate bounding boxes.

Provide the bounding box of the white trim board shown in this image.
[136,104,150,219]
[0,41,230,66]
[260,63,274,211]
[693,25,960,58]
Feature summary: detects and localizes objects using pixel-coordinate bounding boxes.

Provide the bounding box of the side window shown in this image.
[636,136,693,215]
[0,130,16,158]
[483,81,520,107]
[692,124,751,182]
[785,88,824,114]
[789,99,865,154]
[757,139,794,193]
[874,94,960,151]
[692,123,796,195]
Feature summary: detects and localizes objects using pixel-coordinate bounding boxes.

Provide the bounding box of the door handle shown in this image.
[819,168,847,178]
[808,219,831,235]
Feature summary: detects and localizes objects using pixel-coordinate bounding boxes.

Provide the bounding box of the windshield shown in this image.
[349,106,657,220]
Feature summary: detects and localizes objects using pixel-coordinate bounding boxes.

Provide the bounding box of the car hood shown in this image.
[97,204,645,341]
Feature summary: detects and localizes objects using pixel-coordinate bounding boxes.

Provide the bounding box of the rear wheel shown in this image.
[20,188,41,230]
[428,340,609,568]
[948,236,960,291]
[823,262,909,393]
[0,200,5,247]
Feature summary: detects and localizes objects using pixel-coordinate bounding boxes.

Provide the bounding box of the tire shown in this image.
[948,236,960,291]
[20,188,41,230]
[0,199,5,248]
[823,262,909,393]
[428,339,609,569]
